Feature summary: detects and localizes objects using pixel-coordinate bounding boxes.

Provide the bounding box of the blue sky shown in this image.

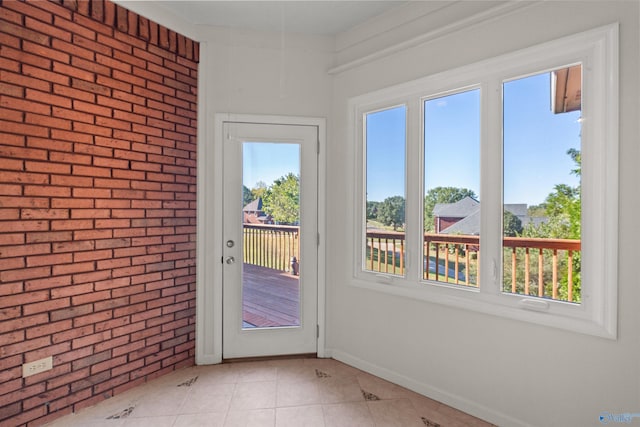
[243,143,300,190]
[366,71,581,205]
[241,71,581,208]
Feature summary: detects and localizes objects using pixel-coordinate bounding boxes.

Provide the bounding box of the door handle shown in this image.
[225,256,235,265]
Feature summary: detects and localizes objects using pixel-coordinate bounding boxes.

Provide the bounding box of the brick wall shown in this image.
[0,1,198,425]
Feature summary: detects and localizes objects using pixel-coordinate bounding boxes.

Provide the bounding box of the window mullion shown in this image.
[404,97,423,283]
[479,79,503,296]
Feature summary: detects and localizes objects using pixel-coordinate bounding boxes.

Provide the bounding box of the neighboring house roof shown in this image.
[504,203,527,217]
[433,196,479,218]
[440,210,481,235]
[243,197,263,212]
[435,199,547,235]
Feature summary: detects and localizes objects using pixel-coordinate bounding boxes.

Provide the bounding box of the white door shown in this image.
[222,122,318,358]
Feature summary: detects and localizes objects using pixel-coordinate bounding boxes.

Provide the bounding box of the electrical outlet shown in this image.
[22,356,53,378]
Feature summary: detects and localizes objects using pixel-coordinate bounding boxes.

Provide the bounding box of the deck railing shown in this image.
[242,224,581,302]
[243,224,299,273]
[366,231,581,303]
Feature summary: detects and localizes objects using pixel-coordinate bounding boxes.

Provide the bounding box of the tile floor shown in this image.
[45,358,494,427]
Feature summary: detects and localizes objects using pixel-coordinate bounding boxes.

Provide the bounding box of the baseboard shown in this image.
[328,348,531,427]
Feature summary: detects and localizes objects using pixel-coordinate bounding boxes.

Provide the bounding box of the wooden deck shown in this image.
[242,263,300,328]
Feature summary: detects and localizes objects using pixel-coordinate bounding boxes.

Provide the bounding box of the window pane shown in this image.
[364,106,406,276]
[503,65,582,303]
[423,89,480,286]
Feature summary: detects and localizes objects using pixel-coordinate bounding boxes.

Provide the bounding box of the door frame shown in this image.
[196,113,326,364]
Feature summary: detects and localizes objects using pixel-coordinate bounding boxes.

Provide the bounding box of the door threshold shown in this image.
[223,353,317,364]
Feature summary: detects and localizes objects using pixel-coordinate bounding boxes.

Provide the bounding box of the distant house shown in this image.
[433,196,546,235]
[243,198,273,224]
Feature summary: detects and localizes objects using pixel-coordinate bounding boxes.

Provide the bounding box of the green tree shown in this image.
[527,203,547,217]
[251,181,269,201]
[503,210,523,237]
[243,185,254,207]
[377,196,405,231]
[424,187,477,232]
[366,201,381,220]
[263,173,299,224]
[517,149,582,301]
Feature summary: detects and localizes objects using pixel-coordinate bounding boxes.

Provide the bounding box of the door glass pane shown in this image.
[423,89,480,287]
[503,65,582,303]
[242,142,301,328]
[364,106,406,276]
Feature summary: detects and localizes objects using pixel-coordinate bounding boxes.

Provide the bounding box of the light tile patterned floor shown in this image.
[45,358,494,427]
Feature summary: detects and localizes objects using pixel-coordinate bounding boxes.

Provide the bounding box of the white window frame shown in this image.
[350,24,618,338]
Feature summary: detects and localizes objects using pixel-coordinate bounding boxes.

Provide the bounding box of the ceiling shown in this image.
[147,1,409,36]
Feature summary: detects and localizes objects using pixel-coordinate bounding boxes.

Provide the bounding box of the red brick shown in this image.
[73,121,113,137]
[72,289,111,306]
[113,108,145,125]
[112,90,145,106]
[73,249,112,262]
[26,252,73,267]
[50,129,94,145]
[72,188,111,198]
[93,157,129,171]
[51,219,94,231]
[94,178,130,189]
[93,334,129,353]
[53,15,96,41]
[96,258,129,271]
[0,256,23,271]
[112,284,143,299]
[22,64,69,87]
[0,132,24,149]
[0,266,51,283]
[23,384,71,411]
[73,99,112,117]
[0,69,51,92]
[0,329,25,347]
[48,152,92,166]
[50,282,94,299]
[71,330,111,350]
[73,229,112,241]
[0,335,50,358]
[23,297,71,316]
[96,94,132,113]
[70,208,110,219]
[72,310,113,328]
[0,2,199,422]
[113,68,145,88]
[25,231,71,244]
[1,94,51,117]
[19,209,66,221]
[27,319,73,339]
[111,230,145,240]
[111,357,143,377]
[71,57,111,76]
[91,354,128,375]
[72,164,112,178]
[71,78,110,97]
[2,0,51,23]
[96,53,132,74]
[130,290,160,305]
[24,185,71,197]
[70,370,110,393]
[51,197,94,208]
[52,261,95,276]
[53,105,95,124]
[0,20,49,45]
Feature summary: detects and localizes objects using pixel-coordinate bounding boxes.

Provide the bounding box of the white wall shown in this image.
[197,26,334,117]
[130,1,640,425]
[327,2,639,427]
